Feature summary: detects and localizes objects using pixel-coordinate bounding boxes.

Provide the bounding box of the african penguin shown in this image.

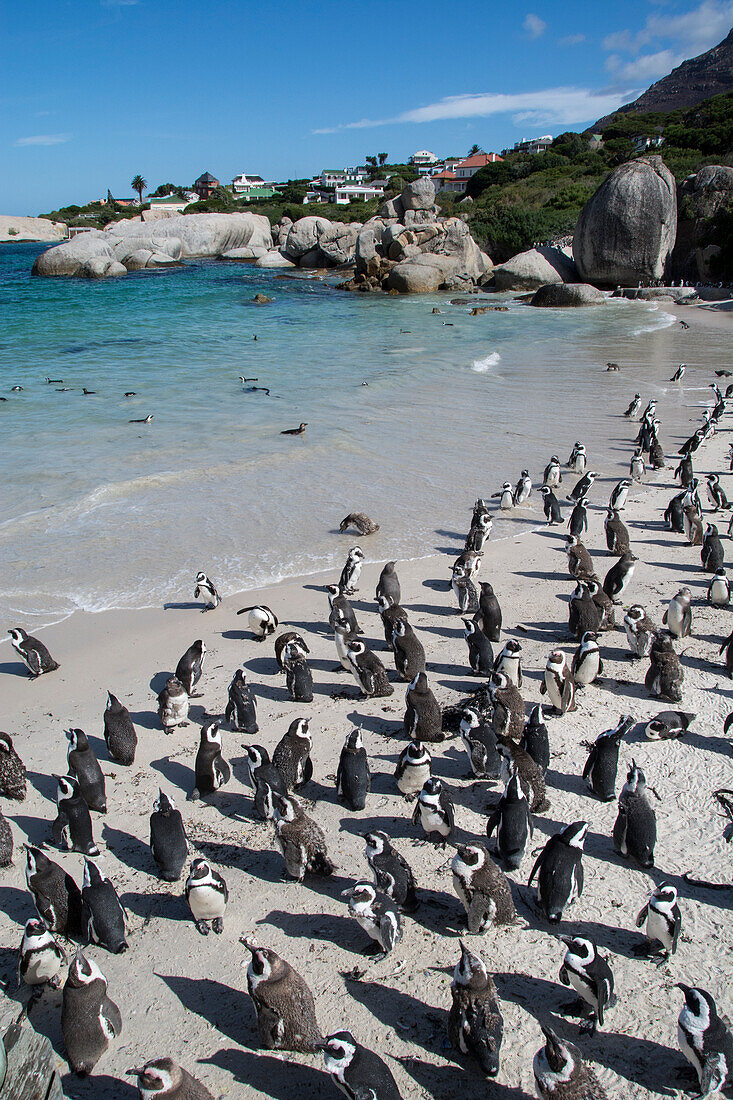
[521,704,550,775]
[645,710,695,741]
[539,485,563,526]
[624,393,642,418]
[540,651,576,714]
[465,511,493,552]
[402,671,442,742]
[363,831,418,913]
[613,760,657,867]
[571,632,602,688]
[528,821,588,923]
[533,1023,608,1099]
[104,691,138,764]
[708,568,731,606]
[459,708,501,780]
[317,1031,401,1100]
[635,882,681,960]
[603,551,637,604]
[568,499,588,539]
[237,604,279,640]
[663,587,692,638]
[150,791,189,881]
[645,633,684,701]
[275,631,309,670]
[623,605,658,659]
[559,936,614,1033]
[336,728,370,811]
[451,844,516,932]
[127,1058,215,1100]
[0,732,27,800]
[326,583,362,635]
[567,442,586,474]
[340,512,379,535]
[489,671,525,741]
[18,917,66,999]
[707,472,730,511]
[448,941,504,1077]
[568,471,596,503]
[157,677,189,734]
[81,858,128,953]
[676,984,733,1097]
[377,596,407,652]
[26,846,83,938]
[52,774,99,856]
[702,523,725,572]
[494,639,523,688]
[243,745,287,820]
[194,571,221,611]
[394,740,431,800]
[242,939,322,1052]
[61,950,122,1075]
[225,668,258,733]
[283,648,314,703]
[477,582,502,642]
[190,722,231,800]
[583,716,633,801]
[185,857,228,934]
[272,794,334,881]
[391,618,426,682]
[272,717,313,791]
[338,546,365,595]
[346,640,393,698]
[375,560,401,606]
[8,627,59,677]
[608,479,631,511]
[175,639,206,696]
[543,456,562,487]
[605,507,630,555]
[463,617,494,676]
[341,882,402,960]
[412,777,455,843]
[486,768,532,870]
[497,737,549,813]
[65,728,106,813]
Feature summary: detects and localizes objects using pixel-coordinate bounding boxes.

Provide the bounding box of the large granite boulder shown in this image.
[493,246,578,291]
[671,165,733,281]
[108,212,273,258]
[283,216,332,258]
[401,177,436,211]
[379,196,404,220]
[111,235,182,263]
[386,261,444,293]
[220,245,269,260]
[254,249,297,268]
[355,227,378,274]
[0,215,65,242]
[530,283,606,307]
[318,222,362,265]
[573,156,677,286]
[32,232,120,277]
[275,217,293,247]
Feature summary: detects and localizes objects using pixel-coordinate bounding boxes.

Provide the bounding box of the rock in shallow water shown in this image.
[530,282,606,307]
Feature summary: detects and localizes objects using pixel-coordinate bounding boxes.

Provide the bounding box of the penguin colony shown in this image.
[1,365,732,1100]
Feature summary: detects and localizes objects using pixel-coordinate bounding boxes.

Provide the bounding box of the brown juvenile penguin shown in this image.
[451,844,516,932]
[448,942,504,1078]
[242,939,321,1052]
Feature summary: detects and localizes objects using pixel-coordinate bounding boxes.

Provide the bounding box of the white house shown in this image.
[409,150,440,175]
[320,167,368,188]
[333,182,385,204]
[512,135,553,154]
[231,172,278,199]
[633,135,664,152]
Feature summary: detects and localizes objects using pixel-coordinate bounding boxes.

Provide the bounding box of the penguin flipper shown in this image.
[527,849,544,886]
[700,1055,727,1097]
[486,810,500,838]
[539,681,547,696]
[411,802,421,826]
[335,761,343,794]
[635,902,649,928]
[598,657,604,675]
[671,912,681,954]
[561,677,574,712]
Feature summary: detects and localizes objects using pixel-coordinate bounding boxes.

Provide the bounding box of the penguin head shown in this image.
[536,1024,579,1080]
[624,605,645,627]
[653,881,677,907]
[504,766,524,802]
[242,940,287,985]
[377,593,392,612]
[623,760,647,795]
[479,512,492,529]
[0,733,15,754]
[67,950,106,988]
[325,583,340,598]
[392,619,407,638]
[579,631,598,647]
[341,881,376,907]
[503,640,522,657]
[408,670,428,694]
[288,717,311,744]
[195,571,207,584]
[677,984,718,1027]
[560,935,595,965]
[347,639,366,657]
[462,617,476,637]
[489,671,509,695]
[480,581,495,597]
[454,941,489,993]
[22,917,52,944]
[547,650,566,672]
[422,776,442,798]
[344,728,363,752]
[560,821,589,849]
[154,790,175,814]
[529,703,545,727]
[106,690,124,712]
[187,857,217,885]
[65,728,88,752]
[55,774,79,803]
[405,740,430,766]
[273,794,298,822]
[201,721,222,747]
[8,627,27,644]
[362,831,388,856]
[349,546,365,562]
[453,843,485,872]
[25,845,49,878]
[126,1059,181,1094]
[460,708,480,733]
[316,1032,357,1071]
[539,486,551,497]
[245,745,268,769]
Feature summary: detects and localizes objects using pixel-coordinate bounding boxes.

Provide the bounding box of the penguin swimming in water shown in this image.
[613,760,657,867]
[26,846,82,938]
[81,858,127,954]
[273,794,334,881]
[272,717,313,791]
[242,940,322,1053]
[190,722,231,800]
[521,704,550,775]
[533,1023,609,1099]
[157,677,189,734]
[175,639,206,696]
[528,820,588,923]
[448,941,504,1078]
[644,710,695,741]
[0,732,26,801]
[237,604,278,640]
[340,512,380,535]
[336,728,370,811]
[52,775,99,856]
[185,858,228,934]
[486,767,532,870]
[558,936,614,1033]
[18,918,66,995]
[8,627,59,677]
[338,546,365,595]
[463,618,494,675]
[341,882,402,960]
[225,668,258,733]
[583,715,633,801]
[635,882,681,960]
[451,844,516,932]
[394,740,431,799]
[676,984,733,1098]
[104,691,138,764]
[61,950,122,1076]
[126,1059,214,1100]
[317,1031,401,1100]
[363,831,418,912]
[150,791,188,881]
[66,729,106,813]
[663,587,692,638]
[412,776,455,844]
[193,571,221,611]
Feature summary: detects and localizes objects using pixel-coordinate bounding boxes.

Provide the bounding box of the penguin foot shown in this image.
[195,920,210,936]
[212,918,224,934]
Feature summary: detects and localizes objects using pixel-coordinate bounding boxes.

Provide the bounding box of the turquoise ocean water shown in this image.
[0,241,726,627]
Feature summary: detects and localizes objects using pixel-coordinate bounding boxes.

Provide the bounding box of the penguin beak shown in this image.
[239,936,256,953]
[340,887,355,898]
[676,982,692,995]
[125,1069,143,1077]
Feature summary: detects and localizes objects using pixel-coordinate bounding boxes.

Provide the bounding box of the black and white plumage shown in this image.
[608,479,631,511]
[341,882,402,959]
[460,708,501,779]
[583,716,633,801]
[676,453,694,488]
[540,485,563,526]
[190,722,230,800]
[185,857,228,934]
[104,691,138,763]
[677,984,733,1098]
[81,858,128,954]
[494,639,523,688]
[566,536,593,580]
[477,582,502,642]
[702,523,725,573]
[636,882,681,959]
[588,577,616,633]
[497,737,549,813]
[346,640,393,698]
[521,703,550,775]
[605,507,630,555]
[486,768,533,870]
[242,940,322,1053]
[363,831,418,913]
[465,511,493,552]
[375,560,401,606]
[613,760,657,867]
[568,582,601,641]
[391,618,426,682]
[403,671,442,742]
[52,774,99,856]
[0,807,12,867]
[236,604,279,640]
[283,648,314,703]
[272,717,313,791]
[275,631,309,670]
[451,844,516,931]
[26,846,82,938]
[273,794,334,881]
[534,1024,608,1099]
[412,777,455,843]
[336,728,370,811]
[243,745,287,820]
[18,917,66,992]
[66,728,106,813]
[127,1058,215,1100]
[463,618,494,675]
[394,740,431,799]
[645,709,695,741]
[543,455,562,488]
[567,442,586,474]
[194,571,221,611]
[451,565,479,615]
[624,605,658,659]
[624,393,642,418]
[157,677,189,734]
[175,639,206,696]
[489,671,525,741]
[540,650,576,714]
[568,499,588,539]
[225,668,258,733]
[663,587,693,638]
[334,619,359,672]
[0,732,27,800]
[317,1031,401,1100]
[665,491,686,533]
[559,936,614,1033]
[448,941,504,1077]
[150,790,189,881]
[706,472,730,512]
[61,950,122,1076]
[708,568,732,607]
[376,596,407,653]
[338,546,365,595]
[8,627,59,677]
[571,632,602,688]
[645,633,684,702]
[327,583,362,635]
[528,820,588,923]
[603,551,637,604]
[568,471,596,503]
[670,364,686,382]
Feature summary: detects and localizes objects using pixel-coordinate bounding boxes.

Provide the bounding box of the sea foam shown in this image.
[472,352,501,372]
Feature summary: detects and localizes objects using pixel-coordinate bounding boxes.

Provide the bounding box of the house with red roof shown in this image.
[432,152,503,193]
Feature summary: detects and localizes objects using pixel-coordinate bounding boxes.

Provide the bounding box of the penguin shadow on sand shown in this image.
[102,822,153,875]
[201,1048,325,1098]
[27,769,59,804]
[150,754,193,793]
[162,600,202,612]
[576,1022,680,1094]
[0,658,31,678]
[156,973,255,1048]
[398,1055,534,1100]
[62,1073,138,1099]
[0,944,21,990]
[9,813,53,848]
[121,884,190,924]
[347,709,405,738]
[0,885,33,926]
[544,765,591,800]
[343,976,443,1055]
[263,907,357,951]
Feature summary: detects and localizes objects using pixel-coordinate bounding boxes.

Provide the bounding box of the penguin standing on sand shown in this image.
[81,859,128,954]
[341,882,402,960]
[568,498,588,539]
[624,393,641,418]
[568,471,596,503]
[451,563,479,615]
[401,669,440,745]
[533,1024,609,1099]
[237,604,278,640]
[375,560,401,605]
[243,745,287,820]
[104,691,138,763]
[185,858,228,934]
[18,918,66,993]
[465,511,493,552]
[347,640,393,698]
[497,738,548,813]
[53,775,99,856]
[451,844,516,932]
[150,791,188,881]
[225,669,258,733]
[339,546,365,595]
[630,449,645,482]
[603,552,637,604]
[66,729,106,813]
[645,710,695,740]
[363,831,418,912]
[391,619,426,681]
[336,729,370,811]
[609,479,631,511]
[317,1032,401,1100]
[394,740,431,799]
[0,733,26,800]
[572,632,602,687]
[8,627,59,677]
[539,485,562,525]
[412,777,455,843]
[194,571,221,611]
[326,583,362,635]
[191,722,231,800]
[477,582,502,641]
[568,582,601,640]
[157,677,189,734]
[521,704,550,774]
[272,718,313,791]
[489,671,525,741]
[702,523,725,572]
[558,936,614,1034]
[528,820,588,923]
[543,456,562,487]
[646,634,684,701]
[707,472,730,511]
[605,508,630,555]
[498,482,514,511]
[635,882,681,960]
[273,794,334,881]
[613,760,657,867]
[242,940,322,1053]
[448,941,504,1078]
[675,454,694,488]
[486,768,532,869]
[540,651,576,713]
[283,644,314,703]
[567,442,586,474]
[463,618,494,675]
[26,846,82,937]
[333,618,358,672]
[514,470,532,505]
[494,640,523,688]
[460,708,501,779]
[61,951,122,1076]
[565,535,593,579]
[665,491,686,533]
[676,985,733,1097]
[583,716,633,801]
[377,596,406,652]
[663,587,692,638]
[709,567,732,606]
[624,605,658,659]
[175,640,206,696]
[127,1059,214,1100]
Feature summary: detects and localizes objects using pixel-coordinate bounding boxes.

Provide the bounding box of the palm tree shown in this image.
[365,155,377,168]
[467,144,483,156]
[130,174,147,204]
[378,152,388,166]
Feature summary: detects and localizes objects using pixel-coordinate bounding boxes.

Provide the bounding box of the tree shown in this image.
[378,152,388,166]
[131,174,147,204]
[365,155,377,168]
[467,143,484,156]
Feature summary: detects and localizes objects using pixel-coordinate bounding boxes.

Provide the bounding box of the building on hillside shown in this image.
[231,172,279,200]
[432,152,503,192]
[143,194,192,220]
[193,172,220,199]
[511,135,553,154]
[409,150,440,175]
[104,190,138,207]
[333,182,385,204]
[320,167,368,188]
[633,134,665,152]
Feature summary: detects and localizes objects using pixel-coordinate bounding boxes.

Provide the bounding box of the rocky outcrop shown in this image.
[573,156,677,287]
[318,222,362,266]
[282,216,331,259]
[530,283,606,307]
[0,215,65,243]
[220,245,269,260]
[254,249,296,268]
[107,212,273,258]
[492,246,578,291]
[32,233,123,278]
[671,165,733,281]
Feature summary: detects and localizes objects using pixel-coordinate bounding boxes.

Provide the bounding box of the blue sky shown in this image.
[3,0,732,214]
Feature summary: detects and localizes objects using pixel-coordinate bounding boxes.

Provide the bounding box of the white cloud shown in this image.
[559,33,586,46]
[606,48,678,82]
[313,86,640,135]
[603,0,733,68]
[14,133,71,147]
[523,13,547,38]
